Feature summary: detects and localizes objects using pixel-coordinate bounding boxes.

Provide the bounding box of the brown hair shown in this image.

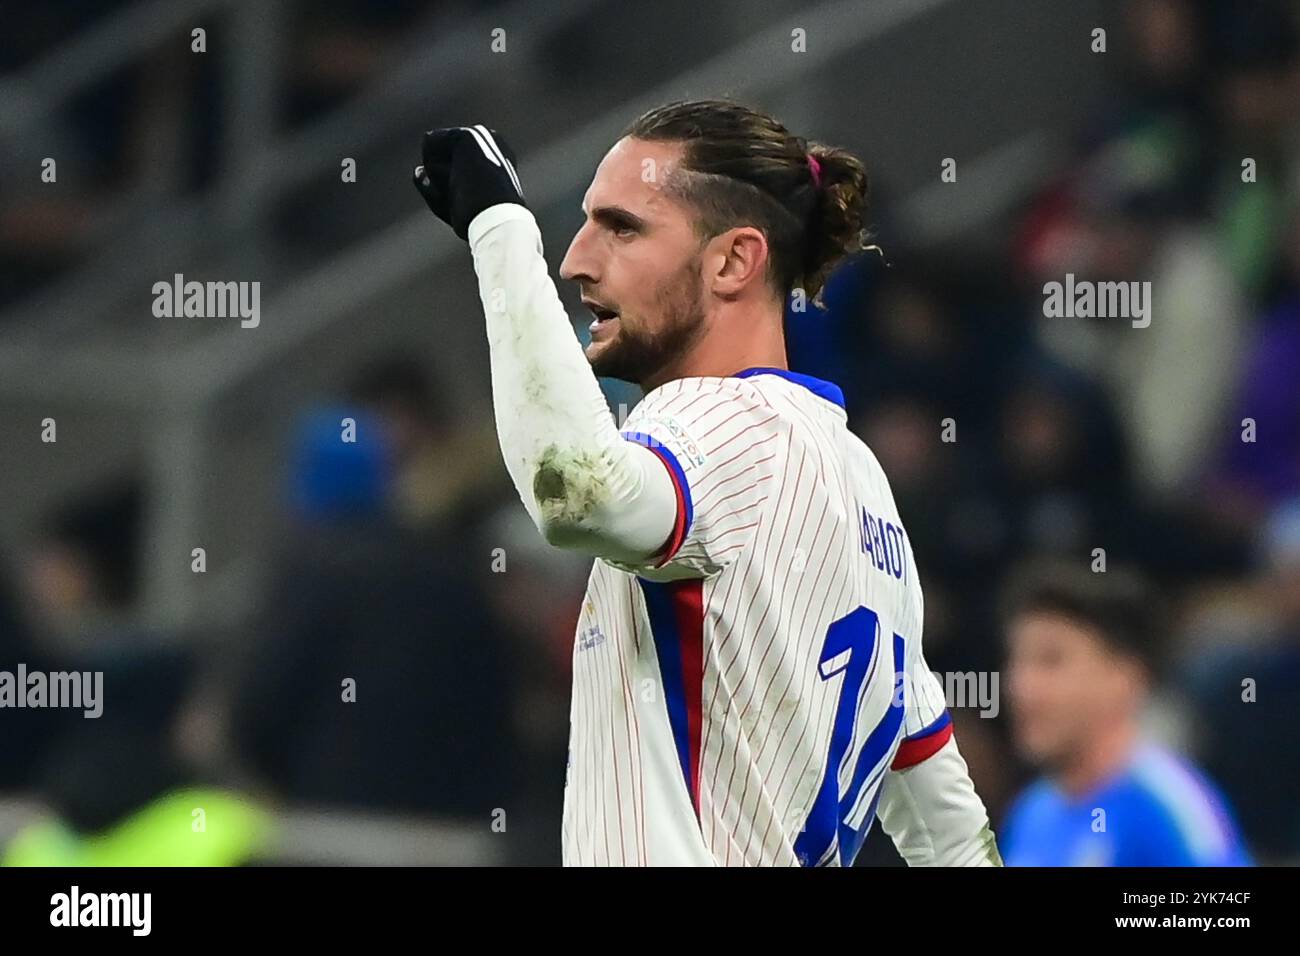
[623,99,869,308]
[999,559,1166,676]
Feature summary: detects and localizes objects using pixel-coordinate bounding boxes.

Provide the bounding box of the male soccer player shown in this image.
[414,100,1000,866]
[1000,562,1250,866]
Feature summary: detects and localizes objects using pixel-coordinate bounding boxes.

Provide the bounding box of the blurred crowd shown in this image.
[817,0,1300,863]
[0,0,503,310]
[1,0,1298,865]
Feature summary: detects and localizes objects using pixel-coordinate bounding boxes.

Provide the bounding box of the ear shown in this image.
[706,226,770,299]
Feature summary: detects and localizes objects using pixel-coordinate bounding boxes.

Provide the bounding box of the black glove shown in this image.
[413,125,526,240]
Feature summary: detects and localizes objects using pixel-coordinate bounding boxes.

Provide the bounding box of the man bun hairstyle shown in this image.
[624,99,869,308]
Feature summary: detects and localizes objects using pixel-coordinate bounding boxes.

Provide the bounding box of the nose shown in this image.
[559,221,598,284]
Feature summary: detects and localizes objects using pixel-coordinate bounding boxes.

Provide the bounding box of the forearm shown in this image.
[466,203,675,562]
[877,736,1003,867]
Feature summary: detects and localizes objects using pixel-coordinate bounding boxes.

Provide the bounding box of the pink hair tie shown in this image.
[807,154,822,189]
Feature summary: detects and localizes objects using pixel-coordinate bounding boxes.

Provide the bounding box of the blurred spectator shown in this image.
[1205,203,1300,526]
[347,356,505,537]
[1177,499,1300,862]
[471,505,590,864]
[282,0,429,125]
[4,647,272,866]
[20,478,147,654]
[3,477,270,865]
[999,561,1250,866]
[231,403,519,825]
[1204,0,1300,294]
[1023,164,1248,498]
[0,549,56,791]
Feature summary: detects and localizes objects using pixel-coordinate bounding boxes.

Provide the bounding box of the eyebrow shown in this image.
[584,204,648,232]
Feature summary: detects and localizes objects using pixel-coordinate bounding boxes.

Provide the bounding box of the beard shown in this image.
[588,256,708,386]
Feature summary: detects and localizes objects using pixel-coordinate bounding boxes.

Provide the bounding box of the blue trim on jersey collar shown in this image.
[733,367,846,410]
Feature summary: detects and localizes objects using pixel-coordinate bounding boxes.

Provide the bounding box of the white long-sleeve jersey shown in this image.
[465,203,999,867]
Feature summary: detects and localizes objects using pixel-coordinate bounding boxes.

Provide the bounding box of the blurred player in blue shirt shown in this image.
[999,562,1250,866]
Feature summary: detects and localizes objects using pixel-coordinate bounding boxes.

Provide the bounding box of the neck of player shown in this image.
[1059,720,1139,798]
[641,300,790,393]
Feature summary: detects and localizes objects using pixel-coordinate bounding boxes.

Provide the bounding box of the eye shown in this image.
[592,209,642,238]
[604,217,637,238]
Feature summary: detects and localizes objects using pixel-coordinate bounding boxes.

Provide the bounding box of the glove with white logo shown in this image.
[413,125,526,240]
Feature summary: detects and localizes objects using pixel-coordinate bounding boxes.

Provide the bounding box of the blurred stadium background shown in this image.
[0,0,1297,865]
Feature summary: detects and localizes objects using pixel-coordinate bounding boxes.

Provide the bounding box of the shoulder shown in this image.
[629,376,781,430]
[626,371,846,455]
[998,779,1059,862]
[1004,778,1058,827]
[623,377,792,476]
[1125,745,1249,865]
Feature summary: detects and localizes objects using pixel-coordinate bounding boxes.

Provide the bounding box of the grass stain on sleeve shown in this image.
[532,445,610,529]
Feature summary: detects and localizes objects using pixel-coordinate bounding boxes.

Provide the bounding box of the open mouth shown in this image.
[583,299,620,330]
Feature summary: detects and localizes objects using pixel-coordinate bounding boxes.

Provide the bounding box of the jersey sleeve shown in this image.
[608,378,788,579]
[879,591,1000,866]
[892,566,953,770]
[1126,775,1253,867]
[892,654,954,770]
[876,735,1003,866]
[466,204,680,566]
[877,574,1001,865]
